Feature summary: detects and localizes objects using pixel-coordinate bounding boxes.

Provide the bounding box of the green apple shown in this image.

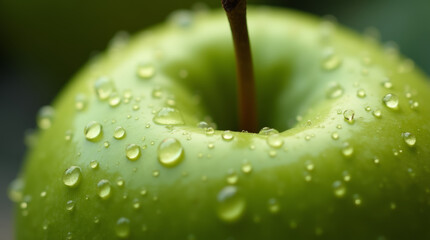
[10,6,430,240]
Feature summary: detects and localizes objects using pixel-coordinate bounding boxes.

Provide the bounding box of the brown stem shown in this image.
[222,0,258,132]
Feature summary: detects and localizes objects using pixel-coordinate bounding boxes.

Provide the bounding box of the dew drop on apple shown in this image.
[353,194,362,206]
[66,200,75,212]
[132,198,141,210]
[382,93,399,109]
[322,55,342,71]
[341,142,354,157]
[222,130,234,141]
[114,126,126,139]
[357,89,366,98]
[153,107,185,125]
[268,198,280,214]
[116,178,125,187]
[90,160,99,169]
[402,132,416,147]
[37,105,55,130]
[241,163,252,174]
[226,169,239,185]
[8,178,24,202]
[63,166,82,188]
[409,100,419,110]
[108,92,121,107]
[153,170,160,177]
[94,76,116,100]
[97,179,112,200]
[259,127,279,135]
[137,63,156,79]
[151,88,163,98]
[65,130,73,142]
[331,132,339,140]
[115,217,130,238]
[158,138,184,167]
[332,180,346,198]
[305,161,315,171]
[84,121,103,141]
[126,144,141,161]
[75,93,87,111]
[373,109,382,118]
[197,121,209,129]
[266,134,284,148]
[343,110,355,122]
[217,186,245,223]
[381,80,393,89]
[342,171,351,182]
[205,127,215,135]
[326,83,344,99]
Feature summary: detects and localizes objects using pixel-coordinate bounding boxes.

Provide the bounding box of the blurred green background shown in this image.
[0,0,429,238]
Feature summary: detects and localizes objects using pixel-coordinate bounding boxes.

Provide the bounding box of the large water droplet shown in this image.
[382,93,399,109]
[222,130,234,141]
[94,77,115,100]
[8,178,24,202]
[63,166,82,188]
[326,83,344,99]
[322,55,342,71]
[333,180,346,198]
[217,186,245,223]
[137,63,156,79]
[37,106,55,130]
[259,127,279,135]
[266,134,284,148]
[97,179,112,200]
[84,121,103,141]
[153,107,185,125]
[126,144,141,161]
[343,110,355,123]
[402,132,416,147]
[115,217,130,238]
[158,138,184,167]
[268,198,280,214]
[114,126,126,139]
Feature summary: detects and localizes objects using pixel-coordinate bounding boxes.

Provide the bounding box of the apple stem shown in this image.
[222,0,258,133]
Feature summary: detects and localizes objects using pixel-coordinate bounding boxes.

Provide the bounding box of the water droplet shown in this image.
[259,127,279,135]
[115,217,130,238]
[342,171,351,182]
[322,55,342,71]
[8,178,24,202]
[205,127,215,135]
[90,160,99,169]
[37,106,55,130]
[226,170,239,185]
[104,141,110,148]
[373,157,380,165]
[197,121,209,129]
[381,80,393,89]
[331,132,339,140]
[326,83,344,99]
[409,100,419,110]
[305,161,315,171]
[94,77,115,100]
[132,198,141,210]
[208,143,215,149]
[66,200,75,212]
[152,170,160,177]
[365,106,371,112]
[373,109,382,118]
[266,134,284,148]
[222,130,234,141]
[402,132,416,147]
[114,126,126,139]
[108,92,121,107]
[126,144,141,161]
[153,107,184,125]
[333,181,346,198]
[63,166,82,188]
[217,186,245,223]
[357,89,366,98]
[116,178,125,187]
[158,138,184,167]
[75,93,87,111]
[341,142,354,157]
[343,110,355,122]
[132,104,140,111]
[137,63,156,79]
[241,163,252,174]
[64,130,73,142]
[84,121,103,141]
[268,198,280,214]
[382,93,399,110]
[151,88,163,98]
[353,194,362,206]
[97,179,112,200]
[40,191,47,198]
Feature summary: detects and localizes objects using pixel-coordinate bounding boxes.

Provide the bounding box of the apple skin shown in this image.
[11,7,430,239]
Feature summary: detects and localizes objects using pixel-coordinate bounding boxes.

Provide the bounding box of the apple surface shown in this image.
[10,7,430,239]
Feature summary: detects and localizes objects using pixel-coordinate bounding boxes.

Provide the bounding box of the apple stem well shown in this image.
[222,0,258,133]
